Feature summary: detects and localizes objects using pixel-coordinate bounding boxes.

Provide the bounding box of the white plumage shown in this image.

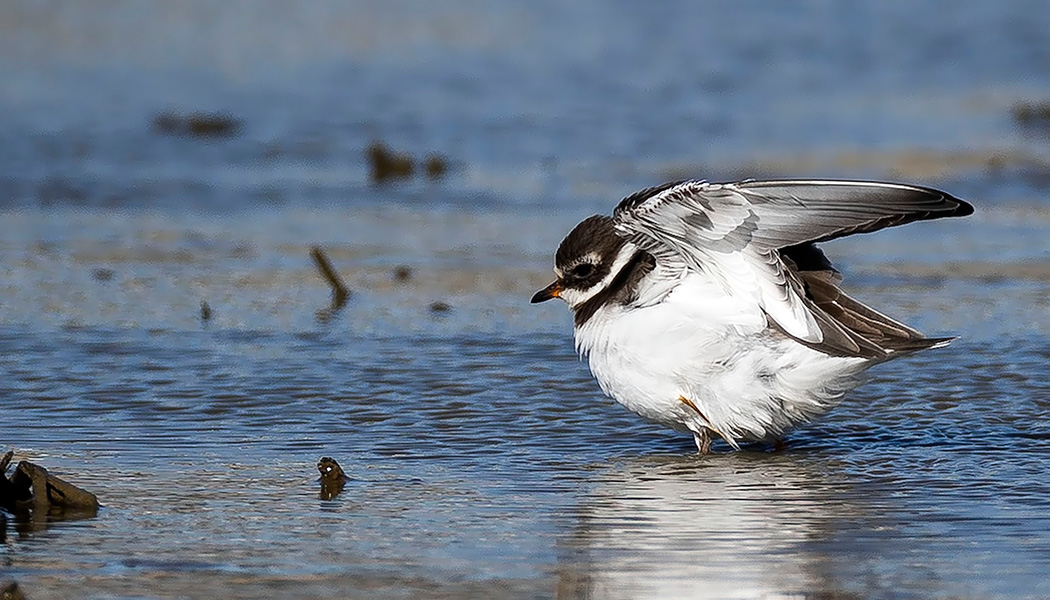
[575,269,865,448]
[533,179,972,453]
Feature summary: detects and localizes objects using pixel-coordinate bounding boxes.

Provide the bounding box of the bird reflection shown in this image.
[555,453,861,599]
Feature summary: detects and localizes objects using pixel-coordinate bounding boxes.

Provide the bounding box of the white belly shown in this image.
[573,277,868,446]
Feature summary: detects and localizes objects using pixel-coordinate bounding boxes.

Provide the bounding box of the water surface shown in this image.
[3,1,1050,598]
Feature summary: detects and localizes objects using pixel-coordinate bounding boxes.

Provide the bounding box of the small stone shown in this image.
[367,141,413,184]
[423,153,449,180]
[317,456,349,500]
[393,265,413,282]
[1,580,27,600]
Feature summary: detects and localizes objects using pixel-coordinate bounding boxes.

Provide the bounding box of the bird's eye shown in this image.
[570,263,594,279]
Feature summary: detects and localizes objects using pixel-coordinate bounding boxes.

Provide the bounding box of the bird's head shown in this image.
[531,215,631,310]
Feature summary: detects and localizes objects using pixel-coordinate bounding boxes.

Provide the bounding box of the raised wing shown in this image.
[612,179,972,355]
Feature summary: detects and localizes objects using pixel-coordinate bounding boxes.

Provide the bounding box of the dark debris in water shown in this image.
[1,581,27,600]
[429,301,451,314]
[393,265,413,282]
[1012,100,1050,131]
[310,246,351,309]
[367,141,414,183]
[91,267,115,282]
[367,141,451,184]
[152,111,243,138]
[317,456,348,500]
[423,153,449,180]
[0,450,100,516]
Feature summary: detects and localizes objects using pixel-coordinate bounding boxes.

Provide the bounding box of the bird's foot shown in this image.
[693,430,712,455]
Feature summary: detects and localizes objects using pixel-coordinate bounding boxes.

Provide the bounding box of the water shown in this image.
[3,1,1050,598]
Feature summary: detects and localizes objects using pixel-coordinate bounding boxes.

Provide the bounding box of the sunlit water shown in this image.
[3,1,1050,599]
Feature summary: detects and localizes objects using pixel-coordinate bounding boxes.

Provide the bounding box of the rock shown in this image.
[91,267,115,282]
[0,452,99,513]
[317,457,349,500]
[423,153,449,180]
[1,581,27,600]
[393,265,413,282]
[19,462,99,510]
[0,451,32,511]
[367,141,414,183]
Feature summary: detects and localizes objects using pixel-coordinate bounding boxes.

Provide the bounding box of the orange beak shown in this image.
[530,280,562,303]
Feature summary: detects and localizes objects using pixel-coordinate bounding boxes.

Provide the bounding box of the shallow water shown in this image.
[4,1,1050,599]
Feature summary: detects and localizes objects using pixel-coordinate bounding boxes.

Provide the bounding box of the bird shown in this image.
[531,179,973,453]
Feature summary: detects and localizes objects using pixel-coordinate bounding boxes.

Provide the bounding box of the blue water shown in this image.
[3,1,1050,598]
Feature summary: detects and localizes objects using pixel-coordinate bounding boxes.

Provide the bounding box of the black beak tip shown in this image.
[531,282,561,304]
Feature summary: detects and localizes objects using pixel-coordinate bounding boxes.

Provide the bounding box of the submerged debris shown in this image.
[310,246,351,310]
[1,581,27,600]
[367,142,452,184]
[429,301,451,314]
[91,267,115,282]
[423,153,449,180]
[152,111,242,138]
[367,141,414,183]
[1012,101,1050,129]
[393,265,413,282]
[317,456,349,500]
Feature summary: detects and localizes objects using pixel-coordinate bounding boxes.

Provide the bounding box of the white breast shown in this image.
[574,273,868,445]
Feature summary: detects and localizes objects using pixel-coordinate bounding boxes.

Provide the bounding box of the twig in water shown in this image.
[310,246,350,310]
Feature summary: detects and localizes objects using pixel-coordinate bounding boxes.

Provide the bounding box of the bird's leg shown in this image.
[693,429,712,455]
[679,396,717,454]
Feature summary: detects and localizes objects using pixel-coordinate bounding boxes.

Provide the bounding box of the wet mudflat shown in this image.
[4,1,1050,598]
[3,324,1050,598]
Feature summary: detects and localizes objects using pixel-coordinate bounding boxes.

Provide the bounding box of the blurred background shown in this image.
[3,2,1050,598]
[1,0,1049,333]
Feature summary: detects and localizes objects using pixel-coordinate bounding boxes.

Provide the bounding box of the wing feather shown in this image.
[613,179,972,354]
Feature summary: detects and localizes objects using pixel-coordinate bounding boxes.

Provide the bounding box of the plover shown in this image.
[532,179,972,453]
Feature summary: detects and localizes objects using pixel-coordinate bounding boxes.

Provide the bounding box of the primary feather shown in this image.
[613,179,972,355]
